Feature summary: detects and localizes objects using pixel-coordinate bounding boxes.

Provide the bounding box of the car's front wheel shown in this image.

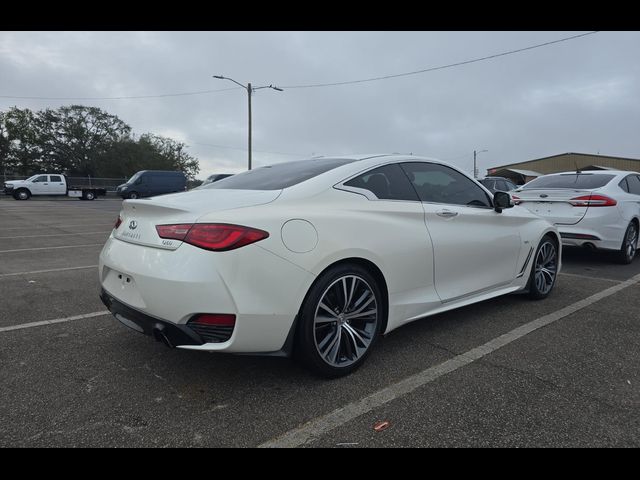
[528,235,559,300]
[13,189,31,200]
[618,221,638,265]
[296,264,384,378]
[128,191,139,199]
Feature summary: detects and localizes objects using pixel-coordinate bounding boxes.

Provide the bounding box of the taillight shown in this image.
[511,195,522,205]
[155,223,269,251]
[192,314,236,327]
[155,224,193,241]
[569,194,617,207]
[114,216,123,229]
[188,314,236,343]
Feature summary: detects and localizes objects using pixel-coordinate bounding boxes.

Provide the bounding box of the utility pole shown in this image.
[473,149,488,179]
[473,150,477,179]
[213,76,283,171]
[247,82,252,171]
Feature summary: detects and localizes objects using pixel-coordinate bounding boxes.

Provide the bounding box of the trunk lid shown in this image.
[513,188,593,225]
[114,189,281,250]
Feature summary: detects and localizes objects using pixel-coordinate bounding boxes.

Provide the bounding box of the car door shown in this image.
[48,175,66,195]
[340,163,440,321]
[29,175,49,195]
[400,162,523,303]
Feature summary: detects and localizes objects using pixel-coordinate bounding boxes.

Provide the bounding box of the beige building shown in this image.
[487,152,640,185]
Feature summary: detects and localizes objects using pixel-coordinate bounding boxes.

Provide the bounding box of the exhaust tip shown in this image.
[583,242,597,251]
[152,325,174,348]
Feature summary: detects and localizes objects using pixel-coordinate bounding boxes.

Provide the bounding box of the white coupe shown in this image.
[99,154,561,377]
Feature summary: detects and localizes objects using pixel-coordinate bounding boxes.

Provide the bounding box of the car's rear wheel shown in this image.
[296,264,383,378]
[528,235,558,300]
[618,221,638,264]
[84,191,95,201]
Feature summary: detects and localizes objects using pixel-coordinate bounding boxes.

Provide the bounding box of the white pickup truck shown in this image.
[3,174,107,201]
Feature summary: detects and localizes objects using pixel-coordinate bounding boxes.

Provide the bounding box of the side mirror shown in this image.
[493,191,514,213]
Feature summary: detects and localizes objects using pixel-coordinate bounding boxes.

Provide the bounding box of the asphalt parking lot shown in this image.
[1,195,639,447]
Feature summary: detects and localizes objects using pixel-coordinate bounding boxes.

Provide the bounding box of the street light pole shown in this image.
[213,75,283,171]
[247,82,252,171]
[473,149,488,179]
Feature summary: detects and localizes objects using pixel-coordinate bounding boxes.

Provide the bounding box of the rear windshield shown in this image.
[204,158,357,190]
[522,174,616,190]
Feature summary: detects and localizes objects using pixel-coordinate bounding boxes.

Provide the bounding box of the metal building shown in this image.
[487,152,640,185]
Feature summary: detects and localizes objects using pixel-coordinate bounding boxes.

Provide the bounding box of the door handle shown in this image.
[436,210,458,218]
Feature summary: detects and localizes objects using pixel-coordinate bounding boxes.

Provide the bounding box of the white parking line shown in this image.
[0,231,111,239]
[0,265,99,278]
[0,311,109,333]
[0,243,104,254]
[259,272,640,448]
[559,271,622,283]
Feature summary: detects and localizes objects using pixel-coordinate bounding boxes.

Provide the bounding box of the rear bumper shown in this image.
[558,214,625,251]
[98,235,315,353]
[100,288,203,347]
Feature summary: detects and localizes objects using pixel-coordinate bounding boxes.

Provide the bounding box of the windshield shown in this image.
[127,172,142,184]
[204,158,358,190]
[522,174,616,190]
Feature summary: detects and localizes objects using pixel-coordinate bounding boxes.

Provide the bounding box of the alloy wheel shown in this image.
[625,223,638,261]
[534,241,557,295]
[313,275,378,368]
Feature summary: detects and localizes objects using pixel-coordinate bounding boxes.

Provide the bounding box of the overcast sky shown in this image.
[1,31,638,180]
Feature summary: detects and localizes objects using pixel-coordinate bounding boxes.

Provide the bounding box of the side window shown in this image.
[482,179,495,191]
[50,175,62,182]
[495,180,508,191]
[33,175,48,183]
[343,164,419,201]
[619,177,630,193]
[627,175,640,195]
[505,180,517,191]
[401,162,492,208]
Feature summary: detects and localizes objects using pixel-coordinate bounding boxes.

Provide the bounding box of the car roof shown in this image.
[277,153,485,199]
[549,170,638,176]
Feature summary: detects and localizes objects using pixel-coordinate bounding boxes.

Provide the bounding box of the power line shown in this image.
[280,31,599,89]
[0,87,242,101]
[0,31,599,101]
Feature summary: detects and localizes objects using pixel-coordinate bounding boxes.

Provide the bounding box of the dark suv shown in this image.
[116,170,187,199]
[479,176,518,194]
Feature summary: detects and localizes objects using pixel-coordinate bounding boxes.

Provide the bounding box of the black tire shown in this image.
[128,191,139,199]
[295,263,384,378]
[528,234,559,300]
[13,189,31,200]
[618,221,638,265]
[84,191,96,201]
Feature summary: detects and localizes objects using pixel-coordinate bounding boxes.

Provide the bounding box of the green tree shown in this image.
[137,133,200,179]
[0,105,200,179]
[2,107,43,173]
[41,105,132,176]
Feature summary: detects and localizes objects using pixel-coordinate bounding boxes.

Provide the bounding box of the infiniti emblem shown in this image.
[539,194,548,198]
[129,220,138,230]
